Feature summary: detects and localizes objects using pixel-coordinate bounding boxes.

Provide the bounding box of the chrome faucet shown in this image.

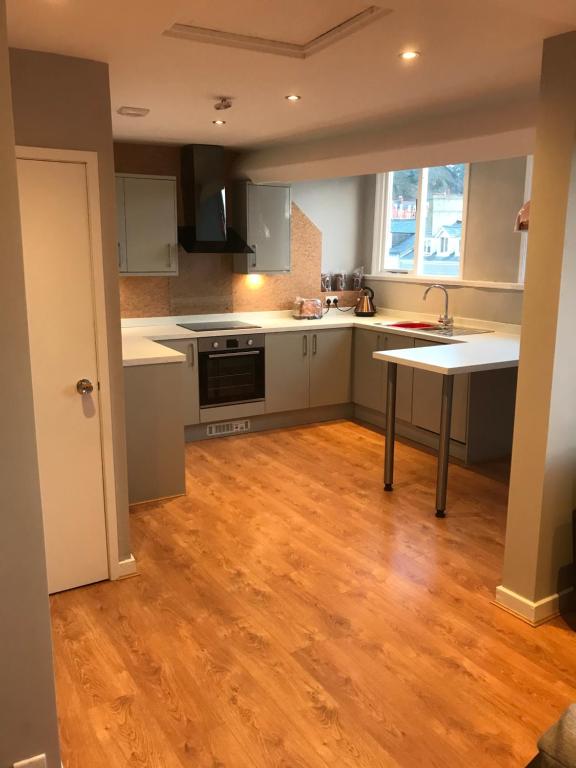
[423,284,453,327]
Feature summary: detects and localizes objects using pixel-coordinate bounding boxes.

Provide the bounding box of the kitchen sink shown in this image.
[385,321,439,329]
[373,321,492,337]
[426,326,492,337]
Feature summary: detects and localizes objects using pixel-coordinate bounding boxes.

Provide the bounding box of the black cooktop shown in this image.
[177,321,262,332]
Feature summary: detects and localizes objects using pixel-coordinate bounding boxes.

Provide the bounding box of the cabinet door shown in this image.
[384,334,415,423]
[411,340,469,442]
[310,329,352,408]
[158,339,200,425]
[247,184,291,273]
[116,176,128,271]
[266,332,309,413]
[352,329,385,412]
[122,176,178,275]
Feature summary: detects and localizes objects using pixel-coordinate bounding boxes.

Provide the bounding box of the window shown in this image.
[373,163,469,279]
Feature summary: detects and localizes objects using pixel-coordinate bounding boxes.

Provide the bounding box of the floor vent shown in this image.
[206,419,251,437]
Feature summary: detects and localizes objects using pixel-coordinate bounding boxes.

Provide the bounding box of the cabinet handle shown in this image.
[251,246,257,269]
[376,334,381,349]
[303,335,308,356]
[312,334,317,355]
[117,242,123,270]
[167,244,173,268]
[188,343,194,367]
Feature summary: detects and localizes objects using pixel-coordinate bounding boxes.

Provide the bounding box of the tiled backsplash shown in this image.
[119,202,327,317]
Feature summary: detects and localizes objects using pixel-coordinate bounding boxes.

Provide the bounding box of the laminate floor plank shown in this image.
[51,421,576,768]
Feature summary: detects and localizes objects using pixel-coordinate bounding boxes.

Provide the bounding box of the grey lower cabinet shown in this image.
[309,329,352,407]
[266,329,352,413]
[411,339,469,443]
[352,329,414,421]
[124,362,186,504]
[266,331,309,413]
[158,339,200,425]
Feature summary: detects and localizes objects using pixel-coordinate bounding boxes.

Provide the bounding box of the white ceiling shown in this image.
[6,0,576,150]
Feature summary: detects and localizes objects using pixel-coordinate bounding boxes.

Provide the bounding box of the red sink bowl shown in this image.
[388,321,439,329]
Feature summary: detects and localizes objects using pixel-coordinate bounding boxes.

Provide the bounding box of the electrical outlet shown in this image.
[324,295,338,305]
[13,755,47,768]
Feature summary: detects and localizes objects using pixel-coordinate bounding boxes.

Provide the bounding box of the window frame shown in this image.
[371,163,470,281]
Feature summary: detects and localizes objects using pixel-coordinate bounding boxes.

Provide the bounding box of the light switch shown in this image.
[13,755,47,768]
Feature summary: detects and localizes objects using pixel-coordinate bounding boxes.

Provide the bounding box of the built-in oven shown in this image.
[198,334,265,408]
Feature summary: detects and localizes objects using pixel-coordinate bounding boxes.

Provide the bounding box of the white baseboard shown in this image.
[495,585,573,626]
[115,553,138,580]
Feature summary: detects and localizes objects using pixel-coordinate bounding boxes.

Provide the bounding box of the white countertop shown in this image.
[120,310,521,368]
[373,335,520,375]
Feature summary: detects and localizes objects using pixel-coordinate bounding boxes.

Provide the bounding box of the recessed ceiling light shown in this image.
[117,105,150,117]
[399,50,420,61]
[213,119,226,126]
[285,94,301,102]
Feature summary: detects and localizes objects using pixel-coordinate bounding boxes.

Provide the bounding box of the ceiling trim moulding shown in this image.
[164,6,392,59]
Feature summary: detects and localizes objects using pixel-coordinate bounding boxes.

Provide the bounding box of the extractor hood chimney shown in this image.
[178,144,253,254]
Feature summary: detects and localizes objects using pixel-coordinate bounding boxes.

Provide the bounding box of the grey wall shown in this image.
[0,5,61,765]
[292,175,374,274]
[368,280,524,324]
[464,157,527,282]
[10,48,132,560]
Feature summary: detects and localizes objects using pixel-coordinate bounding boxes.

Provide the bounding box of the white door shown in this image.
[17,156,109,593]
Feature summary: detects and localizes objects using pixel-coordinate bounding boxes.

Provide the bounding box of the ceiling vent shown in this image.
[117,106,150,118]
[164,6,391,59]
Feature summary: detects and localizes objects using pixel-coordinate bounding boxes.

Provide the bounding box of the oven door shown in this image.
[199,348,265,408]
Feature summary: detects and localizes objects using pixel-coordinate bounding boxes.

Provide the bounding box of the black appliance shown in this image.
[177,321,261,332]
[178,144,253,255]
[198,334,265,408]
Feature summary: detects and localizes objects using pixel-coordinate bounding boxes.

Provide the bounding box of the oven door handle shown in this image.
[207,350,262,359]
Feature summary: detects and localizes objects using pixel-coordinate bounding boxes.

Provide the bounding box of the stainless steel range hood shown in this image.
[178,144,253,254]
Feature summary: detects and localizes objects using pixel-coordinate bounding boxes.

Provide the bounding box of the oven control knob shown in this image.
[212,341,220,349]
[247,338,254,347]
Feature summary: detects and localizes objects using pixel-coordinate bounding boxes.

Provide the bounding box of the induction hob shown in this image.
[177,320,262,332]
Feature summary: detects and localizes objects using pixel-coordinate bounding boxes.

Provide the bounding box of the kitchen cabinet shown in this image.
[234,183,291,274]
[353,328,386,412]
[309,329,352,407]
[411,339,469,443]
[266,329,352,413]
[124,362,185,504]
[158,339,200,425]
[352,329,414,421]
[266,331,309,413]
[116,174,178,276]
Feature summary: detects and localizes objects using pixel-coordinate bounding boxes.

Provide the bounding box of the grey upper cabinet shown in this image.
[266,329,352,414]
[234,183,291,274]
[158,339,200,425]
[309,329,352,408]
[266,331,309,413]
[117,174,178,276]
[411,339,469,443]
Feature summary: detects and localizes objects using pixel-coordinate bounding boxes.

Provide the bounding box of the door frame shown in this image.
[16,145,122,582]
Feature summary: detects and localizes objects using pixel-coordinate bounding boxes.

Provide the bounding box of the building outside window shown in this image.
[373,163,469,279]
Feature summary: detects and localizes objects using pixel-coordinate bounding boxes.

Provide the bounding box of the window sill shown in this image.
[365,273,524,291]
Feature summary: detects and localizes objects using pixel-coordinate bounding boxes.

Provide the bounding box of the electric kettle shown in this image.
[355,287,376,317]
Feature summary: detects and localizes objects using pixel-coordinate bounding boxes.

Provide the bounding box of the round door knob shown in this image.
[76,378,94,395]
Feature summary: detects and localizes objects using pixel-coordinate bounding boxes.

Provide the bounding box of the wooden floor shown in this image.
[51,421,576,768]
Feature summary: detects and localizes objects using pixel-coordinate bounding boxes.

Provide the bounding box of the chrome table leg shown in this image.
[384,362,397,492]
[436,374,455,518]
